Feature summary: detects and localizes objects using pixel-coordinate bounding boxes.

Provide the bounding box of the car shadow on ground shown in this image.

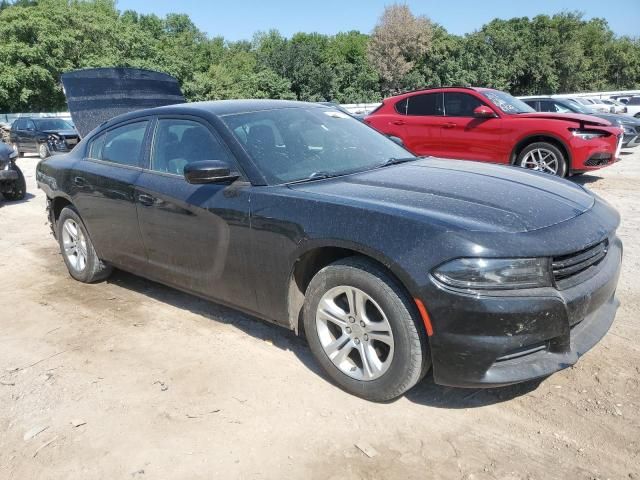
[107,268,541,409]
[571,174,603,185]
[0,192,36,206]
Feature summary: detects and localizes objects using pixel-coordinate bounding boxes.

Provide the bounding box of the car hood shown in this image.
[43,129,78,136]
[290,158,595,233]
[515,112,611,126]
[594,113,640,126]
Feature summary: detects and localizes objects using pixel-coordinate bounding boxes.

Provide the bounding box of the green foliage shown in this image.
[0,1,638,112]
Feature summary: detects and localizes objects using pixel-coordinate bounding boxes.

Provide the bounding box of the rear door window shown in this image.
[91,121,149,167]
[406,93,443,116]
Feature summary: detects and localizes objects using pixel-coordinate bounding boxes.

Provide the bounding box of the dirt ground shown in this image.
[0,150,639,480]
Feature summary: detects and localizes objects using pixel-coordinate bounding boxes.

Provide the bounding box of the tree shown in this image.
[367,4,433,94]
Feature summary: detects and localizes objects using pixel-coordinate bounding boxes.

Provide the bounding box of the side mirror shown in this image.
[184,160,239,184]
[473,105,497,118]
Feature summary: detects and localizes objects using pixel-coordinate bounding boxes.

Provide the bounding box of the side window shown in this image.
[88,132,106,159]
[538,101,556,113]
[444,93,485,117]
[628,97,640,106]
[151,119,231,175]
[395,98,408,115]
[407,93,443,116]
[96,121,148,167]
[524,100,537,110]
[13,119,23,130]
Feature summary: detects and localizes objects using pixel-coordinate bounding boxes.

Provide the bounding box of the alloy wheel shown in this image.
[316,286,394,381]
[61,219,88,272]
[39,143,49,159]
[520,148,559,174]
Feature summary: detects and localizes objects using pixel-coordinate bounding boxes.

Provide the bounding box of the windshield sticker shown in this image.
[484,92,518,113]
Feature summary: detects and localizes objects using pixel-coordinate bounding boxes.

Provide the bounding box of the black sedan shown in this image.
[36,100,622,401]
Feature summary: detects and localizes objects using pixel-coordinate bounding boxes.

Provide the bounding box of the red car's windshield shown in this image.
[480,90,535,115]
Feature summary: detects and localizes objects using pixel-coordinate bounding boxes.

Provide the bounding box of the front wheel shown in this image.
[517,142,567,176]
[2,164,26,201]
[57,206,112,283]
[39,143,50,159]
[303,257,430,401]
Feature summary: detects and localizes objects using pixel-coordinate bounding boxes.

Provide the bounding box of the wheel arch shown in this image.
[510,133,572,169]
[47,195,74,237]
[286,240,418,335]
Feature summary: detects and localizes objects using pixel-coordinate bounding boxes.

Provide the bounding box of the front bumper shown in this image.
[425,236,622,388]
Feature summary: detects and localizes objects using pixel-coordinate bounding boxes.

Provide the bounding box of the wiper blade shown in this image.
[378,156,419,168]
[286,171,338,185]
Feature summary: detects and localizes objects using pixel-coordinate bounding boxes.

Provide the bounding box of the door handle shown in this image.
[73,176,89,187]
[443,122,457,129]
[391,120,406,126]
[137,193,155,206]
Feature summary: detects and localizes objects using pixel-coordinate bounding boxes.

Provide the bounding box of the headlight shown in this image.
[622,125,636,135]
[571,129,607,140]
[433,257,551,290]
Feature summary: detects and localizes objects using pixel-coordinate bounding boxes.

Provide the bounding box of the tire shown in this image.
[57,206,112,283]
[11,143,24,158]
[39,143,50,159]
[303,257,430,402]
[2,164,26,201]
[516,142,567,177]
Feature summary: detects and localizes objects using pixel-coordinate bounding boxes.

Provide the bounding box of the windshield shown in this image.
[563,100,596,114]
[34,119,74,131]
[222,107,414,184]
[480,90,535,114]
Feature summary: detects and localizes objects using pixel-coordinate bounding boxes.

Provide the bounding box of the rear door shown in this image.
[70,120,150,269]
[134,116,256,308]
[440,92,505,163]
[400,92,446,156]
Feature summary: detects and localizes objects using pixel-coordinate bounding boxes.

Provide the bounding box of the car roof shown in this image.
[98,99,328,130]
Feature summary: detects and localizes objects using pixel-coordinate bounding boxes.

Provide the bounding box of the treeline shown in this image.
[0,0,639,112]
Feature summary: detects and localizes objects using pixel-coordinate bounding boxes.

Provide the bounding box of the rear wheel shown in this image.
[57,206,112,283]
[517,142,567,177]
[2,164,26,201]
[11,143,24,158]
[303,257,430,401]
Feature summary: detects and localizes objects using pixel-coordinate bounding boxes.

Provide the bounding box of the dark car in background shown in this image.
[522,97,640,148]
[0,142,26,201]
[37,94,622,401]
[10,117,80,159]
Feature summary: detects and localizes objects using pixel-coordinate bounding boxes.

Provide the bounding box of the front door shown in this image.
[440,92,505,163]
[19,119,38,152]
[134,117,256,309]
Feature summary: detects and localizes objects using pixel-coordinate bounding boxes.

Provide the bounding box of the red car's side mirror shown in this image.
[473,106,497,118]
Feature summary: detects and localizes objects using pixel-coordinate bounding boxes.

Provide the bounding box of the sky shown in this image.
[117,0,640,40]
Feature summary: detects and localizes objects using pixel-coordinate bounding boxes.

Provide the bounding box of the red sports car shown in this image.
[365,87,623,176]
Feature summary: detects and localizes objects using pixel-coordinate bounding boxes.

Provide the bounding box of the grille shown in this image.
[552,240,608,286]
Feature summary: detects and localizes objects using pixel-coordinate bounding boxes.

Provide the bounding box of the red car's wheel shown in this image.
[517,142,567,176]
